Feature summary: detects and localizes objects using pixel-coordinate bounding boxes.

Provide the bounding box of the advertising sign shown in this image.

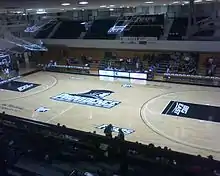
[130,73,147,79]
[99,70,114,76]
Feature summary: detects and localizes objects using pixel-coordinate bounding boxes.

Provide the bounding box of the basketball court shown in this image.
[1,71,220,160]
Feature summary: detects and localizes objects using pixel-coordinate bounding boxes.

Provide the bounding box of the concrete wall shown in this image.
[42,39,220,52]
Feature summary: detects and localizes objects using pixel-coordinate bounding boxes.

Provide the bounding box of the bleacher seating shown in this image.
[35,20,58,38]
[150,55,170,73]
[1,113,220,176]
[51,20,85,39]
[168,17,188,40]
[84,18,117,39]
[124,26,163,38]
[164,73,220,86]
[145,52,198,75]
[124,14,164,39]
[193,30,214,36]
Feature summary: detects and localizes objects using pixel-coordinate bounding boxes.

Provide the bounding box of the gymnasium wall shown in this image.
[38,46,169,63]
[42,39,220,52]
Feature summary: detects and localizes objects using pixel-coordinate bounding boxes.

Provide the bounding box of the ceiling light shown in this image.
[127,6,130,8]
[36,9,47,14]
[194,0,202,2]
[109,5,115,7]
[79,1,88,5]
[82,9,85,11]
[16,11,23,14]
[109,8,114,11]
[100,5,107,8]
[205,0,213,1]
[172,1,180,4]
[183,1,189,3]
[27,9,33,11]
[120,5,124,8]
[37,9,44,12]
[36,11,47,14]
[145,1,154,4]
[163,4,167,5]
[73,8,76,9]
[61,3,70,6]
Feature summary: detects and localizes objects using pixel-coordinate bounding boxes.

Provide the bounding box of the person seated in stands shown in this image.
[81,54,87,65]
[187,58,197,75]
[139,61,144,72]
[188,67,196,75]
[66,58,71,66]
[107,60,113,70]
[206,58,216,76]
[119,58,124,68]
[166,65,171,74]
[104,124,113,138]
[126,57,131,65]
[71,57,79,64]
[126,58,132,70]
[135,59,140,71]
[87,56,93,63]
[48,60,54,67]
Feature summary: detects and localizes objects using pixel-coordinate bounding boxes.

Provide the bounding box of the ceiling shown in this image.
[0,0,215,13]
[0,0,161,9]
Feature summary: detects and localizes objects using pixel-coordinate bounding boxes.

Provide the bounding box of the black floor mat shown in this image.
[0,81,40,92]
[162,101,220,123]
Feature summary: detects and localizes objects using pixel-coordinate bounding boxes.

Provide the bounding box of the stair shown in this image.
[161,18,174,40]
[48,21,62,38]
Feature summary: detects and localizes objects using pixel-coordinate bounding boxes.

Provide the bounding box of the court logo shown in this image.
[172,102,189,116]
[0,81,40,92]
[96,124,135,135]
[122,84,132,88]
[51,90,121,109]
[35,107,50,112]
[17,84,34,92]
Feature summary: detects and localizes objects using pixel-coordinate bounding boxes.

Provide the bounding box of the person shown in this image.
[104,124,113,138]
[117,129,125,140]
[3,67,10,79]
[166,66,170,74]
[15,63,19,76]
